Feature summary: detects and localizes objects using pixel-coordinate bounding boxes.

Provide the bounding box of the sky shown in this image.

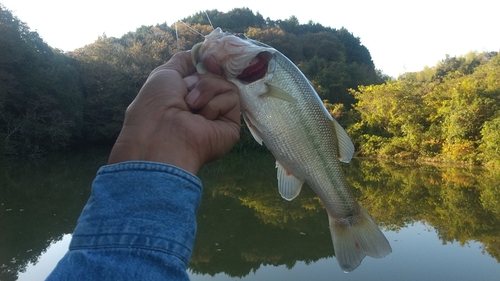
[2,0,499,77]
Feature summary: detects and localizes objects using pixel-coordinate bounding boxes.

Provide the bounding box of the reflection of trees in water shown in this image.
[348,159,500,262]
[2,151,499,279]
[0,149,108,281]
[192,154,500,277]
[192,152,332,277]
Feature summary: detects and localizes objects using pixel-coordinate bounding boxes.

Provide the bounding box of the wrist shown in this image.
[108,134,202,175]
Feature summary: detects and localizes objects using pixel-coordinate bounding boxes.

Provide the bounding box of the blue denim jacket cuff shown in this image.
[69,161,202,266]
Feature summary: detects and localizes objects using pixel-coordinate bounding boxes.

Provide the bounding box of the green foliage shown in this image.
[433,52,495,80]
[68,24,177,143]
[479,114,500,167]
[351,51,500,165]
[245,26,303,61]
[182,8,266,33]
[0,5,82,157]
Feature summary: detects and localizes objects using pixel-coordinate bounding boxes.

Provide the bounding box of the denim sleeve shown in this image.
[46,161,202,281]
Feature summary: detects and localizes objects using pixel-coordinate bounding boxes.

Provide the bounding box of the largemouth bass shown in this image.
[191,28,392,272]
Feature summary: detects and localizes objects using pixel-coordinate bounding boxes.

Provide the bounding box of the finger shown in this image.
[197,88,241,122]
[186,75,239,109]
[183,75,199,91]
[133,68,188,113]
[150,51,197,79]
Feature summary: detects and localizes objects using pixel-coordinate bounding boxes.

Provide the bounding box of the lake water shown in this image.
[1,148,500,280]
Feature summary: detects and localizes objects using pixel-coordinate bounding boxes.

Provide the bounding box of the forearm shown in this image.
[46,161,202,281]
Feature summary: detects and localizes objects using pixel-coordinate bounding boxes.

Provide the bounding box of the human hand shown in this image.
[108,51,240,174]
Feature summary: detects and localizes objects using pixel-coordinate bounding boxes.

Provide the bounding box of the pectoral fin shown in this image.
[265,84,297,103]
[242,112,264,145]
[332,119,355,163]
[276,161,304,201]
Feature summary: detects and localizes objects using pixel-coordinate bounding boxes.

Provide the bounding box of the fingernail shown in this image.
[184,75,199,89]
[185,89,200,106]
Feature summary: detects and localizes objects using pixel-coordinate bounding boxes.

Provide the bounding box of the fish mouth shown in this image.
[236,52,272,83]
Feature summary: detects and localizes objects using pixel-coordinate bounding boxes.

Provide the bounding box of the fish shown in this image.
[191,27,392,272]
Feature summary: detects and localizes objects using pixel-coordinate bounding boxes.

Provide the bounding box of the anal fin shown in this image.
[276,161,304,201]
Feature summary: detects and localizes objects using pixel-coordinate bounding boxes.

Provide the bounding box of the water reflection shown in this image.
[193,152,332,278]
[193,153,500,277]
[0,149,108,281]
[1,150,500,280]
[346,159,500,260]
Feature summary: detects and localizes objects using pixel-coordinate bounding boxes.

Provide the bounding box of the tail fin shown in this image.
[328,204,392,272]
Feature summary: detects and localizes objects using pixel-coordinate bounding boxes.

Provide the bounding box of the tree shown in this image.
[182,8,265,33]
[479,115,500,167]
[0,5,82,157]
[349,51,500,164]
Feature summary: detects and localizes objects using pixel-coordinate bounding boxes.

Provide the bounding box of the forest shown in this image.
[1,5,499,166]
